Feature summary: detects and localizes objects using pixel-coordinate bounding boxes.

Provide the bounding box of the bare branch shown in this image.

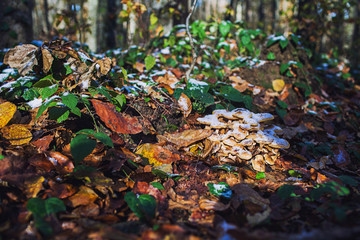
[185,0,199,83]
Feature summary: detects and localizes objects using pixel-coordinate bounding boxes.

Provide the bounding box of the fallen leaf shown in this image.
[96,57,112,77]
[134,62,145,72]
[41,48,54,73]
[177,93,192,117]
[68,186,98,207]
[272,79,285,92]
[1,124,32,145]
[31,134,54,151]
[136,143,180,166]
[47,151,74,173]
[0,101,17,128]
[25,176,45,198]
[3,44,39,75]
[161,129,212,148]
[90,99,143,134]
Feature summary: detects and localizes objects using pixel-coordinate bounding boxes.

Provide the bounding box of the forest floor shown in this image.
[0,36,360,240]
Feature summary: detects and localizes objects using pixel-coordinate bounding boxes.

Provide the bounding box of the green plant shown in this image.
[26,197,66,236]
[124,192,156,223]
[70,129,113,165]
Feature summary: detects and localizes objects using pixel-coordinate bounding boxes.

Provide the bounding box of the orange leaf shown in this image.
[1,124,32,145]
[90,99,142,134]
[0,101,17,128]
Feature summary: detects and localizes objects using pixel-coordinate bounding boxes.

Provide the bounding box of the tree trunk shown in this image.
[0,0,34,48]
[106,0,117,49]
[351,0,360,68]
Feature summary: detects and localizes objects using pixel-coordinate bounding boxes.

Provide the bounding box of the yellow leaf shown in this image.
[0,101,17,128]
[1,124,32,145]
[136,143,179,166]
[25,176,45,198]
[272,79,285,92]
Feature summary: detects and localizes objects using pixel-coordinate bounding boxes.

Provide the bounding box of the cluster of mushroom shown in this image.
[197,108,290,172]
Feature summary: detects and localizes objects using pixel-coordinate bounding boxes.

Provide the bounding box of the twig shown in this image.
[185,0,199,83]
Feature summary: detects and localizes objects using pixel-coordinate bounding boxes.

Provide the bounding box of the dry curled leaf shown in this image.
[3,44,39,75]
[96,57,112,77]
[178,93,192,117]
[90,99,143,134]
[1,124,32,145]
[0,101,17,128]
[41,48,54,73]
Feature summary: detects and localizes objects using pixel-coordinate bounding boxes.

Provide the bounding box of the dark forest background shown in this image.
[0,0,359,68]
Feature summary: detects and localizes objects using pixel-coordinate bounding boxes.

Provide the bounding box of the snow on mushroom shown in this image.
[197,108,289,171]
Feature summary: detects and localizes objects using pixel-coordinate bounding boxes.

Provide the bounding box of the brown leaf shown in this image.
[47,151,74,173]
[161,129,213,148]
[90,99,142,134]
[68,186,98,207]
[95,57,112,77]
[31,134,54,151]
[177,93,192,117]
[48,181,77,199]
[41,48,54,73]
[231,183,270,210]
[3,44,39,75]
[134,62,145,72]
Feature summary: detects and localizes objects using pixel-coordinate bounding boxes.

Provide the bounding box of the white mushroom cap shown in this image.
[197,114,228,128]
[252,155,265,172]
[229,146,252,160]
[213,109,238,120]
[252,113,274,122]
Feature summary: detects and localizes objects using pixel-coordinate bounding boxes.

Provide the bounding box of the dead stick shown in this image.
[185,0,199,83]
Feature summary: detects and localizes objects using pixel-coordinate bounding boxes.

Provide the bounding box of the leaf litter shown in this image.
[0,35,359,240]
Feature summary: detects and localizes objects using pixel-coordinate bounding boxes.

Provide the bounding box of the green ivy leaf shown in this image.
[48,107,70,123]
[45,197,66,215]
[124,192,156,221]
[219,20,231,37]
[207,182,232,199]
[70,134,97,164]
[267,52,275,60]
[145,55,156,71]
[27,198,47,218]
[39,85,58,100]
[277,100,288,109]
[93,132,114,147]
[279,39,289,49]
[276,107,287,120]
[256,172,266,179]
[277,185,299,200]
[280,63,290,74]
[241,34,251,45]
[61,93,78,110]
[76,129,95,135]
[288,170,302,178]
[0,155,4,160]
[150,182,165,190]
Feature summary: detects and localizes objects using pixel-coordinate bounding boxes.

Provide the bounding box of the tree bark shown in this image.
[351,0,360,67]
